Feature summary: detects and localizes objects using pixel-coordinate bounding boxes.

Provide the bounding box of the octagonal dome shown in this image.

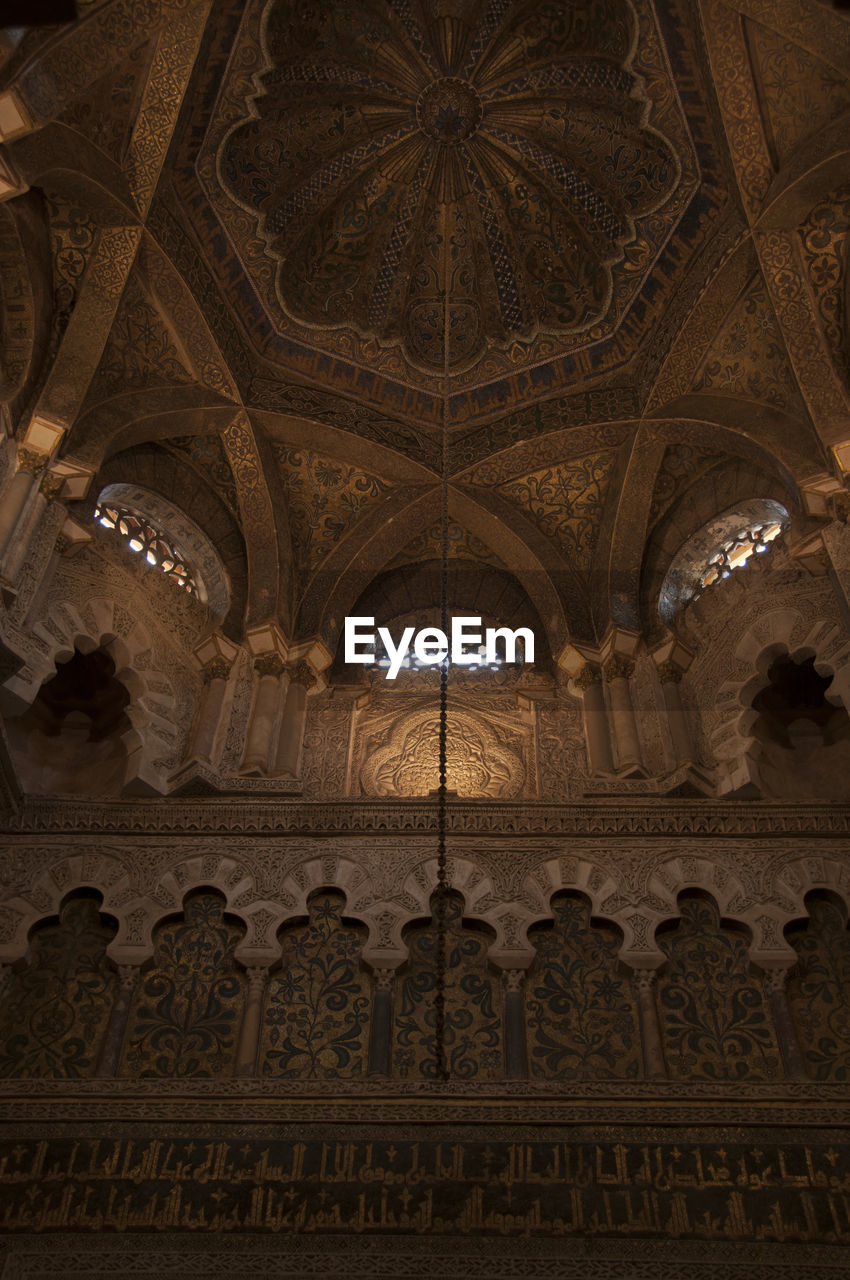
[219,0,680,373]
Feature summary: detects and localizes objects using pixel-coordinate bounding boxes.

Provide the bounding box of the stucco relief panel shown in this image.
[351,692,535,800]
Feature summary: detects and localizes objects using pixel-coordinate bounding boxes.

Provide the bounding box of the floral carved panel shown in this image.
[120,893,245,1078]
[393,895,502,1081]
[260,891,370,1079]
[0,897,116,1078]
[525,893,641,1080]
[657,897,781,1082]
[786,896,850,1081]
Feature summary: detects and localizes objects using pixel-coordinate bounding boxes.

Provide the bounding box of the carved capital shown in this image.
[16,448,47,477]
[245,966,269,993]
[501,968,525,993]
[656,661,683,685]
[372,967,396,992]
[39,471,65,500]
[254,652,286,679]
[632,969,658,996]
[604,654,635,683]
[203,657,232,685]
[287,660,317,689]
[117,964,141,993]
[761,967,790,996]
[576,662,603,690]
[831,491,850,524]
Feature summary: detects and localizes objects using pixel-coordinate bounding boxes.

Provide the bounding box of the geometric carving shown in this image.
[218,0,681,374]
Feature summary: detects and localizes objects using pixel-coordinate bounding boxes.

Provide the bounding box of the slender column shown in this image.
[367,967,395,1077]
[633,969,667,1079]
[605,654,642,771]
[2,468,65,584]
[97,964,141,1077]
[190,657,232,765]
[235,966,269,1077]
[763,967,806,1080]
[241,653,287,775]
[0,448,45,569]
[274,660,316,776]
[577,663,614,774]
[657,661,694,767]
[502,968,528,1080]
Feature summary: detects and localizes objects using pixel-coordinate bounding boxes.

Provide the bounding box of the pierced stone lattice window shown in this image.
[93,502,197,595]
[659,498,789,621]
[698,519,783,590]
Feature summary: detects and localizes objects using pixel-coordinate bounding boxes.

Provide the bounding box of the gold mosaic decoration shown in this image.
[495,450,617,569]
[274,445,392,577]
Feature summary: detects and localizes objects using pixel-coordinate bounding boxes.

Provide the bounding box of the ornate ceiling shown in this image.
[214,0,685,378]
[0,0,848,654]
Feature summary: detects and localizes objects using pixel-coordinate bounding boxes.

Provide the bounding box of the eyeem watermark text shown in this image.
[344,616,535,679]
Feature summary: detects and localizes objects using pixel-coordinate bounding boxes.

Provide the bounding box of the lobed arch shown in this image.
[773,853,850,928]
[0,596,193,796]
[707,607,850,794]
[0,850,131,965]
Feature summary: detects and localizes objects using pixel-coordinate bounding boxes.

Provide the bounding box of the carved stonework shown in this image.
[355,699,530,800]
[604,654,636,683]
[202,657,231,684]
[38,472,65,500]
[16,448,47,477]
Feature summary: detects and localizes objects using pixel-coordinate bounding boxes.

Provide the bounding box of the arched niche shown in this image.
[119,888,246,1078]
[785,891,850,1081]
[392,891,502,1081]
[705,608,850,798]
[0,890,117,1077]
[260,888,371,1079]
[4,645,133,796]
[655,892,781,1081]
[746,652,850,801]
[525,891,641,1080]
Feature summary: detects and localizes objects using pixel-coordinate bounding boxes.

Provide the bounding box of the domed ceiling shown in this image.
[217,0,680,374]
[176,0,722,420]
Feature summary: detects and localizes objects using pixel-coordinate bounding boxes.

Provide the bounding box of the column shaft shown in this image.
[241,654,286,774]
[190,659,231,765]
[367,969,394,1077]
[605,656,642,771]
[578,666,614,774]
[97,965,140,1077]
[503,970,528,1080]
[764,968,807,1080]
[0,451,43,568]
[236,967,268,1077]
[274,662,317,776]
[658,665,694,767]
[634,970,667,1079]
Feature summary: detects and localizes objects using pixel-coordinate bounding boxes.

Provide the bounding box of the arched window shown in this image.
[91,483,230,618]
[94,500,197,594]
[659,499,789,621]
